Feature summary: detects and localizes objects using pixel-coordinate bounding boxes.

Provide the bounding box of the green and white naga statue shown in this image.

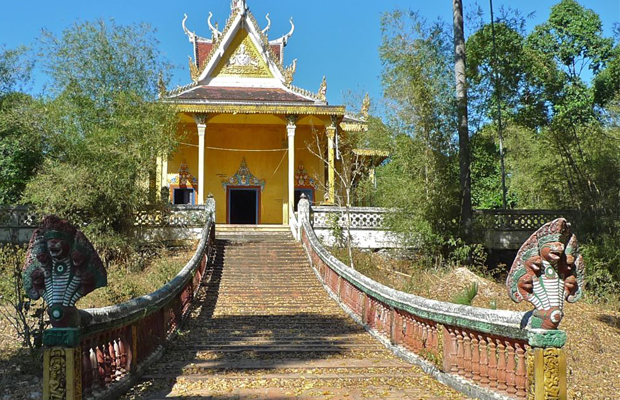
[506,218,585,329]
[22,215,107,328]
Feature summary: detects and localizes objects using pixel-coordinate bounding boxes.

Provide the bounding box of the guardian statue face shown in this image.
[506,218,584,329]
[22,216,107,327]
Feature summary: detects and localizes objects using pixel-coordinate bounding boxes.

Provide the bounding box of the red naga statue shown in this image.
[506,218,585,329]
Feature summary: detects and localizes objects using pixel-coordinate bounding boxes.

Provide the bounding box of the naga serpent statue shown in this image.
[506,218,585,329]
[22,215,107,328]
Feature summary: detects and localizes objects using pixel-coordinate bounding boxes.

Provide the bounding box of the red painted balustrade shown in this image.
[76,200,216,399]
[297,200,549,400]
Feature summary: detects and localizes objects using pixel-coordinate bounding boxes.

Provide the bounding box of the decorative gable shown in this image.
[212,29,273,79]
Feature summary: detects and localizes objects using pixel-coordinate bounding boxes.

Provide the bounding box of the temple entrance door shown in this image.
[227,187,260,224]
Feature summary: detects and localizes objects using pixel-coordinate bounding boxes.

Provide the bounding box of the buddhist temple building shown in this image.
[158,0,373,225]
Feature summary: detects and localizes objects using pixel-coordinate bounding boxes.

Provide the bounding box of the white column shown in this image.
[326,118,337,204]
[161,157,168,188]
[287,115,297,220]
[195,114,207,205]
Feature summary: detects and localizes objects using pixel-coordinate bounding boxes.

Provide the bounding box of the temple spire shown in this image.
[231,0,247,12]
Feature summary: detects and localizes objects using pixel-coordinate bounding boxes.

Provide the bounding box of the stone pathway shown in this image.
[127,231,467,399]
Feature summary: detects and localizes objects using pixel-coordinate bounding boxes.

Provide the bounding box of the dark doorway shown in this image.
[228,188,259,224]
[173,188,194,205]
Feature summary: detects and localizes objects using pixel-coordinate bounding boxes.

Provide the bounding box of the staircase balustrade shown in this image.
[40,198,216,400]
[296,197,568,400]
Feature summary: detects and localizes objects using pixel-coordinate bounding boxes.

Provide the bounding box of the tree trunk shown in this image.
[452,0,473,243]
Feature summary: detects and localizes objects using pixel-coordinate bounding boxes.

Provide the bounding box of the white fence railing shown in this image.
[0,205,209,245]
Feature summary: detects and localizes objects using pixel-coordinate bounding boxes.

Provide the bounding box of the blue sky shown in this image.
[0,0,618,108]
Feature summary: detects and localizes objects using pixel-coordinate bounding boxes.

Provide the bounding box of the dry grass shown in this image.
[0,244,196,400]
[339,249,620,400]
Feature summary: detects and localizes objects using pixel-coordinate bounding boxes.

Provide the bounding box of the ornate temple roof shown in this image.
[164,0,334,111]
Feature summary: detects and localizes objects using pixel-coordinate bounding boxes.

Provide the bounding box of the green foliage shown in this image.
[580,232,620,302]
[470,127,516,209]
[0,93,44,204]
[0,46,41,204]
[327,213,345,249]
[594,44,620,107]
[528,0,613,80]
[451,282,479,306]
[0,45,32,96]
[21,20,179,253]
[377,10,461,253]
[447,238,487,270]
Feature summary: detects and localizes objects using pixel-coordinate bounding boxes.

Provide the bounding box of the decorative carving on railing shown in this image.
[32,198,215,400]
[1,205,210,244]
[474,209,577,231]
[133,205,208,227]
[506,218,585,330]
[297,197,570,400]
[312,206,388,230]
[23,216,107,328]
[0,205,40,227]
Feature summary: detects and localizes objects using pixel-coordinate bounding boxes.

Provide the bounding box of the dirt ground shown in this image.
[352,251,620,400]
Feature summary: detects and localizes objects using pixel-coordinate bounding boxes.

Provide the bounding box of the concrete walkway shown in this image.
[128,231,467,399]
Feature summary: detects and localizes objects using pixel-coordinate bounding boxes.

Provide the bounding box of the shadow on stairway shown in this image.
[124,236,370,399]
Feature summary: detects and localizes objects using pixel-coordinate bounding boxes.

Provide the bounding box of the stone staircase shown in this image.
[128,230,466,399]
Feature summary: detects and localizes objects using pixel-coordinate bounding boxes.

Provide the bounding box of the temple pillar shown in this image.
[161,157,168,189]
[326,117,337,204]
[195,114,207,205]
[287,115,297,220]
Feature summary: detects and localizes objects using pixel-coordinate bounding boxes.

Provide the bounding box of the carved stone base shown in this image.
[44,347,82,400]
[527,348,567,400]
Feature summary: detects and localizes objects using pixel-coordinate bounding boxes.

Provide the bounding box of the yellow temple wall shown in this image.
[167,120,327,225]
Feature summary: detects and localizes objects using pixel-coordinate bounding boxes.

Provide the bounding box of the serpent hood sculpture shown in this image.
[22,215,107,327]
[506,218,584,329]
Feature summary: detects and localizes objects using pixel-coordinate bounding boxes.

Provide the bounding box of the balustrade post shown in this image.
[456,329,465,376]
[443,327,458,373]
[471,333,481,383]
[515,343,527,397]
[478,334,489,386]
[496,338,507,391]
[42,328,83,400]
[389,307,395,344]
[505,340,517,395]
[488,337,498,388]
[463,330,472,378]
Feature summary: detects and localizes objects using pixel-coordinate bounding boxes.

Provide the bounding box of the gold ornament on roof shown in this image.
[189,56,200,82]
[319,76,327,101]
[284,59,297,85]
[217,34,272,78]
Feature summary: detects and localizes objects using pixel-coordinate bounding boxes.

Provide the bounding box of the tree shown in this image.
[452,0,473,243]
[0,45,32,96]
[378,10,461,255]
[0,93,43,204]
[22,20,178,252]
[0,46,41,204]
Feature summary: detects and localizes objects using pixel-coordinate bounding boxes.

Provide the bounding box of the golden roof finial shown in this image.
[319,76,327,101]
[284,59,297,84]
[189,56,199,82]
[361,93,370,118]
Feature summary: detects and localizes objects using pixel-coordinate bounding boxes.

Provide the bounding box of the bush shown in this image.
[0,244,46,357]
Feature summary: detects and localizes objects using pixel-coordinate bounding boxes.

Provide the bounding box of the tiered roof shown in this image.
[164,0,337,113]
